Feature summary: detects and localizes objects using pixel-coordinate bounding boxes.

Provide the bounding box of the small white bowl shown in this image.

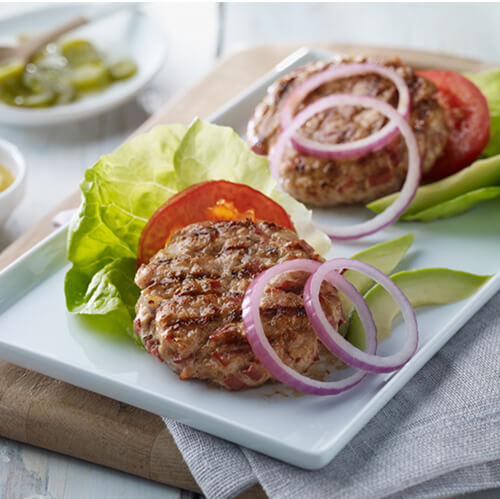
[0,6,167,126]
[0,138,26,227]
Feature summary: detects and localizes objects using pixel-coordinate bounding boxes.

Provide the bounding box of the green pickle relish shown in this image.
[0,38,138,108]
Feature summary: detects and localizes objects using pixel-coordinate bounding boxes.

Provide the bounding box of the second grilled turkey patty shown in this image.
[134,219,344,391]
[247,55,449,206]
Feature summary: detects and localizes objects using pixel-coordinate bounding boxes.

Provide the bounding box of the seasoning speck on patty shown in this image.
[134,219,344,391]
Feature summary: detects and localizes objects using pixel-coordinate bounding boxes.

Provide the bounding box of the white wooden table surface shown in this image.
[1,3,499,498]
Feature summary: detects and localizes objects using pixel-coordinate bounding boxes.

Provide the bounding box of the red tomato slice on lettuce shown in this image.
[137,180,295,266]
[418,70,490,182]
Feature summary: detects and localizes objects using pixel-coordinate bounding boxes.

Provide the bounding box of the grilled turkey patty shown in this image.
[247,55,449,206]
[134,219,344,391]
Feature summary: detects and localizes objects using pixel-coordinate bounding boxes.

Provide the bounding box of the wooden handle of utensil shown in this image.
[20,16,88,60]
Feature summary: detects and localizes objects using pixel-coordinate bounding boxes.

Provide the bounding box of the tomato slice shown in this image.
[417,70,490,182]
[137,180,294,266]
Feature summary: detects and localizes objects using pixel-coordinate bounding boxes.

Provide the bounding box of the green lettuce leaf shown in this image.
[65,119,330,339]
[65,258,140,339]
[65,124,187,339]
[465,68,500,157]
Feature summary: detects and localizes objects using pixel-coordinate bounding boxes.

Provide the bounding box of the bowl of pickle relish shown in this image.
[0,6,167,126]
[0,38,138,109]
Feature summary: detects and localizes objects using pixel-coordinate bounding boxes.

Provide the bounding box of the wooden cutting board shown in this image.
[0,44,494,498]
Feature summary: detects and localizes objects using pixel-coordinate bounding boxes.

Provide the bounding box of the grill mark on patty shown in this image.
[148,265,264,288]
[175,289,221,297]
[222,243,252,252]
[261,305,306,317]
[168,312,222,330]
[232,268,254,279]
[145,272,222,289]
[147,245,285,288]
[164,302,306,334]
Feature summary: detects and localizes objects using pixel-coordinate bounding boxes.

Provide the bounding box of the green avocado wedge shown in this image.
[341,234,414,317]
[367,155,500,218]
[402,186,500,222]
[346,268,492,350]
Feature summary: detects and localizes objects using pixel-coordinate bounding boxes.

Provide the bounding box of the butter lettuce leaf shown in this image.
[65,258,140,338]
[465,68,500,157]
[65,124,187,339]
[65,119,330,340]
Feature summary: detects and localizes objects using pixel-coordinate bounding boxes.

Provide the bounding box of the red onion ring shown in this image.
[304,258,418,373]
[281,63,411,159]
[270,94,421,240]
[242,259,377,396]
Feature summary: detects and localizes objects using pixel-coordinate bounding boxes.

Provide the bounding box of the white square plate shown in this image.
[1,48,499,469]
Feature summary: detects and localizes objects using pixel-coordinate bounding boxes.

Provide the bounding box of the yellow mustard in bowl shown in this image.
[0,164,14,192]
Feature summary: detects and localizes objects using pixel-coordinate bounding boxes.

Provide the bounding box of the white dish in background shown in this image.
[0,5,167,126]
[0,138,26,226]
[0,48,499,469]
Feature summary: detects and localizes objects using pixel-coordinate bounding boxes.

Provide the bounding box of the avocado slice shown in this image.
[346,268,492,349]
[367,155,500,217]
[340,234,414,318]
[345,234,414,292]
[402,186,500,222]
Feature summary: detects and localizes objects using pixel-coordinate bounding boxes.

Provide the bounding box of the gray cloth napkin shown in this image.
[164,292,500,499]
